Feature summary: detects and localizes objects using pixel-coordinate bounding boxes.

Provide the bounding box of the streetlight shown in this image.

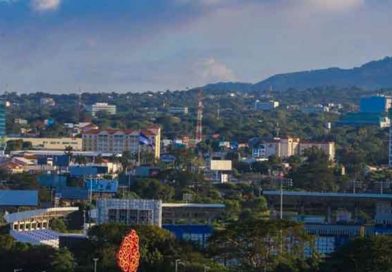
[93,258,99,272]
[175,259,185,272]
[272,171,292,220]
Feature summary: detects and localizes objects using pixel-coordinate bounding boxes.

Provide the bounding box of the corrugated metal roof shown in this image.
[4,207,79,223]
[0,190,38,206]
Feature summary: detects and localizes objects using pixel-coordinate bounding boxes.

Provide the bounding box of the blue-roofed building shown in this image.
[38,174,67,189]
[163,224,213,248]
[56,188,89,201]
[0,190,38,206]
[84,178,118,193]
[337,95,392,128]
[360,95,391,114]
[69,165,108,177]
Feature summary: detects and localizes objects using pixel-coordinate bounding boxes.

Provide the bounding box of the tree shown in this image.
[74,154,88,165]
[208,219,316,272]
[5,139,23,152]
[290,147,337,191]
[322,236,392,272]
[50,218,67,233]
[130,179,175,201]
[86,224,225,272]
[51,248,75,272]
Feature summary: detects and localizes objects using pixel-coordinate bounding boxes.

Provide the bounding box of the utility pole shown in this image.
[93,257,99,272]
[375,181,392,194]
[175,259,184,272]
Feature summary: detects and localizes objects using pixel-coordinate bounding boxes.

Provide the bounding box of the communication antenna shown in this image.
[195,90,203,144]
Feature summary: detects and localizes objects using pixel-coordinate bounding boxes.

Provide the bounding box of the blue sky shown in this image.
[0,0,392,92]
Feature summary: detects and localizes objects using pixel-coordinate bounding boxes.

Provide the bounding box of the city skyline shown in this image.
[1,0,392,92]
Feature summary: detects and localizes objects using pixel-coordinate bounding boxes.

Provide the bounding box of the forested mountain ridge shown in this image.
[203,57,392,91]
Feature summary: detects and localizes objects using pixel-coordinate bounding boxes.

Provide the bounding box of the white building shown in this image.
[82,127,161,159]
[96,199,163,227]
[89,103,117,117]
[252,137,336,161]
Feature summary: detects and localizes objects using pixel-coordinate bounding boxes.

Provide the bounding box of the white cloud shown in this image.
[196,58,236,82]
[31,0,61,11]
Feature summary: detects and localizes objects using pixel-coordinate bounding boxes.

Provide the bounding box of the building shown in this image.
[82,127,161,159]
[278,137,301,157]
[255,100,279,111]
[338,95,392,128]
[301,104,330,114]
[64,122,99,136]
[4,207,79,248]
[299,141,336,161]
[40,97,56,106]
[168,107,189,115]
[207,159,233,183]
[337,112,390,128]
[15,118,28,125]
[360,95,392,114]
[252,142,278,158]
[0,190,38,206]
[96,199,163,227]
[95,199,226,228]
[6,137,83,151]
[89,103,116,117]
[252,137,335,160]
[264,191,392,255]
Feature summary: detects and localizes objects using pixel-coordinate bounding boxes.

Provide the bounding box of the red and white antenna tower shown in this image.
[195,90,203,144]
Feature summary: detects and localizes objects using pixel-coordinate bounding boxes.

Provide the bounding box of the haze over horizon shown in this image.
[1,0,392,93]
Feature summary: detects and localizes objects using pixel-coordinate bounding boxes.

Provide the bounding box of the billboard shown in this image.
[84,179,118,193]
[210,160,232,171]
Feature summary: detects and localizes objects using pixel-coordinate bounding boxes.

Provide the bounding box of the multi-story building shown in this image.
[82,127,161,159]
[96,199,162,227]
[278,137,301,157]
[89,103,116,117]
[6,137,83,151]
[252,137,335,160]
[299,141,336,161]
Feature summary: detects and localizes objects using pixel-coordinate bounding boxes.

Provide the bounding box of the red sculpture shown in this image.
[117,229,140,272]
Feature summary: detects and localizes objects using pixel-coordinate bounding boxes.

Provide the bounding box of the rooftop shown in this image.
[0,190,38,206]
[4,207,79,223]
